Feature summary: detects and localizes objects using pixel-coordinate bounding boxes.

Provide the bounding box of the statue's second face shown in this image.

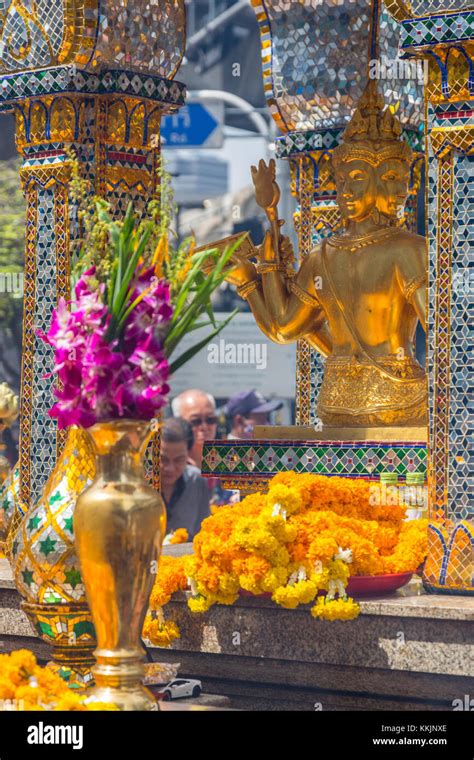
[335,159,376,222]
[376,159,409,220]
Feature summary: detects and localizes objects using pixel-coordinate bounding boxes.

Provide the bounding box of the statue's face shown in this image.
[335,160,376,221]
[376,159,409,219]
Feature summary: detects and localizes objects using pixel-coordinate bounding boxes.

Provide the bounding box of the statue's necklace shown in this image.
[328,226,399,252]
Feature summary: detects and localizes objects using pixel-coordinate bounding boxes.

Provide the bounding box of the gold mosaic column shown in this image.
[386,1,474,592]
[0,0,186,682]
[0,0,186,517]
[294,158,314,425]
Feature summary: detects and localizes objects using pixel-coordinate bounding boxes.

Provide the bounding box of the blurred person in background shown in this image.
[171,389,218,469]
[160,418,210,539]
[224,390,283,440]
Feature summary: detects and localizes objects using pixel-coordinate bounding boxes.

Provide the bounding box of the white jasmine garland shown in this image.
[288,571,298,586]
[297,566,307,582]
[334,547,353,564]
[272,503,287,520]
[326,580,337,600]
[335,579,346,597]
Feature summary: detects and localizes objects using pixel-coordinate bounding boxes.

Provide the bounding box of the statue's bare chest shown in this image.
[313,245,400,312]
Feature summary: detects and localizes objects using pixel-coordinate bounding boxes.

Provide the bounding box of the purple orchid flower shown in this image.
[38,264,173,428]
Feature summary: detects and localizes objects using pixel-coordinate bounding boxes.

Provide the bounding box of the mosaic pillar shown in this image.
[0,0,186,683]
[0,1,186,520]
[387,2,474,592]
[251,0,424,425]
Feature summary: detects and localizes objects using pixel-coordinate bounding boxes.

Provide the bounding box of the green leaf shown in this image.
[169,309,238,374]
[110,223,153,333]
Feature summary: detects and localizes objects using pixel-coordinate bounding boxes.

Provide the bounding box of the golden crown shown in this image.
[332,80,412,168]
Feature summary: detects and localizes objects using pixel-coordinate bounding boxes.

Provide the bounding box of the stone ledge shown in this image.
[149,597,474,710]
[161,593,474,677]
[2,556,473,709]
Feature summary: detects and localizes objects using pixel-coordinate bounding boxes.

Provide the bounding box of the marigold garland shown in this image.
[0,650,117,710]
[163,528,189,546]
[147,473,429,628]
[143,555,188,646]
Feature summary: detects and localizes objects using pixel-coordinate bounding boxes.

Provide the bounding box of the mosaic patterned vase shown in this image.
[74,419,166,710]
[11,427,97,687]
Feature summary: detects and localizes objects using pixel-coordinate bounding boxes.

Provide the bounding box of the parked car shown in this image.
[156,678,202,701]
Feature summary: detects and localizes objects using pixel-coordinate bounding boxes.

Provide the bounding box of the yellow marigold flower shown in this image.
[213,592,239,606]
[143,618,180,648]
[168,528,189,545]
[148,555,188,610]
[273,578,318,608]
[218,572,240,596]
[52,693,88,711]
[311,597,360,621]
[0,679,15,700]
[188,594,213,613]
[260,565,288,592]
[7,649,37,675]
[272,586,301,609]
[267,484,303,516]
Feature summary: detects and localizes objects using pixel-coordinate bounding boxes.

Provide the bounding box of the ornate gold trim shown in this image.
[431,150,454,522]
[19,185,37,506]
[288,279,320,309]
[237,279,260,299]
[404,274,426,302]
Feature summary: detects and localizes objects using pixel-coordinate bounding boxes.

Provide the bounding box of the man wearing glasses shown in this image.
[171,389,218,470]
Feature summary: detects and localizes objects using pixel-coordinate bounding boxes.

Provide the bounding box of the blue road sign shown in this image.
[161,103,223,148]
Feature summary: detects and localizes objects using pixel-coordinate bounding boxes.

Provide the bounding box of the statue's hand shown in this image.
[280,234,295,266]
[225,255,257,286]
[257,231,294,268]
[251,158,280,211]
[257,231,276,263]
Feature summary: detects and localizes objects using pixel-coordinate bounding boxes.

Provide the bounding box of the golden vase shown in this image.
[74,419,166,711]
